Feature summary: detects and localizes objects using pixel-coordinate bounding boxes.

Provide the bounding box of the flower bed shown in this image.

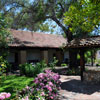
[0,70,61,100]
[83,70,100,84]
[19,69,61,100]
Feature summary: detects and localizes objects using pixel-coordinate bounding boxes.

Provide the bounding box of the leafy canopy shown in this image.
[0,0,77,36]
[64,0,100,34]
[0,13,11,49]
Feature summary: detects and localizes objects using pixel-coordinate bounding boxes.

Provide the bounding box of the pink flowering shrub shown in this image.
[0,92,11,100]
[33,69,61,100]
[22,96,29,100]
[19,70,61,100]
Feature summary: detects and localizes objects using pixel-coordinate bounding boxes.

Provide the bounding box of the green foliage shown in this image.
[85,50,95,64]
[49,57,58,70]
[96,63,100,67]
[85,51,91,63]
[77,54,80,59]
[0,75,33,99]
[85,67,89,72]
[19,61,47,77]
[0,13,11,48]
[0,56,11,75]
[61,68,80,75]
[1,0,77,35]
[61,63,67,67]
[95,59,100,66]
[66,68,80,75]
[64,0,100,35]
[39,21,55,33]
[96,59,100,64]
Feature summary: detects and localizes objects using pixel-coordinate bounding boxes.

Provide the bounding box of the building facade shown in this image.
[6,29,69,66]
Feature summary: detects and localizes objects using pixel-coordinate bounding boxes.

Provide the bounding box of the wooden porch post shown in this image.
[18,50,27,64]
[41,50,48,64]
[80,49,85,81]
[56,50,64,65]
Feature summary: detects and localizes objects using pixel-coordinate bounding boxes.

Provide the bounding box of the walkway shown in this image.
[58,75,100,100]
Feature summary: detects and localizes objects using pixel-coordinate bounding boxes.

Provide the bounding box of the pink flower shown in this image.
[46,85,52,92]
[44,69,51,73]
[48,82,53,86]
[22,96,29,100]
[41,92,45,96]
[0,95,5,100]
[34,78,39,84]
[32,70,61,100]
[26,86,30,90]
[5,93,11,98]
[38,73,44,79]
[0,92,11,100]
[50,96,54,99]
[40,83,44,86]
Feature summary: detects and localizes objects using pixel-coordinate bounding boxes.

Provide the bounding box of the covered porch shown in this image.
[67,36,100,81]
[7,47,67,68]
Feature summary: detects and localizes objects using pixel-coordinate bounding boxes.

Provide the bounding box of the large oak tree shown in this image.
[1,0,100,68]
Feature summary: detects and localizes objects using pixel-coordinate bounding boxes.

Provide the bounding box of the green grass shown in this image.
[0,75,34,99]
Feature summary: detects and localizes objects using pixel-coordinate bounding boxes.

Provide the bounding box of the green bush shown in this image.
[96,63,100,67]
[61,68,80,75]
[61,63,67,67]
[67,68,80,75]
[49,57,58,70]
[85,67,89,72]
[19,61,47,77]
[0,56,11,75]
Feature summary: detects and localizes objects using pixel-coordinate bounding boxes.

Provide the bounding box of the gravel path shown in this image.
[58,75,100,100]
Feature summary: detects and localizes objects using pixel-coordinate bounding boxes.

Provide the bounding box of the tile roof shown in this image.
[67,36,100,48]
[9,29,67,48]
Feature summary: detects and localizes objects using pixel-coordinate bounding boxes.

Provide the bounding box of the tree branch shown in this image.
[51,16,73,41]
[58,3,65,12]
[52,17,67,33]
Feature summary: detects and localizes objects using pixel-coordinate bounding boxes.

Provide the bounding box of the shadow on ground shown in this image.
[61,79,100,95]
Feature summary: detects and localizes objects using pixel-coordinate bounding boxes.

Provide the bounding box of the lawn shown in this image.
[0,75,34,99]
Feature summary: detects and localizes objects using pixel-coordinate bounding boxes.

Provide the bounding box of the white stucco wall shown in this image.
[27,49,41,61]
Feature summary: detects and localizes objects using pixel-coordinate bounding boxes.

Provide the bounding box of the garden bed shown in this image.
[0,75,33,99]
[83,69,100,84]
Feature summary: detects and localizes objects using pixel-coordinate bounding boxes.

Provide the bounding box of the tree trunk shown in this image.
[69,49,78,69]
[80,49,85,81]
[66,29,78,69]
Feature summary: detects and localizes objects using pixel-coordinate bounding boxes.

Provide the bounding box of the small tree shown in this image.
[0,13,11,75]
[0,13,11,57]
